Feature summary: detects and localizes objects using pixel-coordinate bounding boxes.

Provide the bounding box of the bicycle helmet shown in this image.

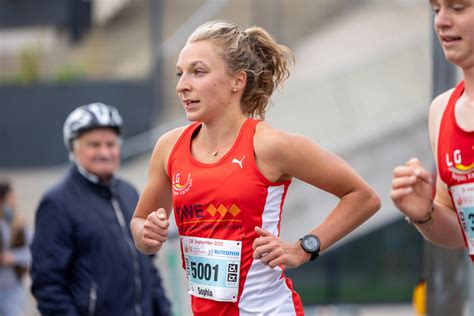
[63,102,123,151]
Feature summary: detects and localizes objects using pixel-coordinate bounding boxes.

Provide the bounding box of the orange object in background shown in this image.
[412,279,427,315]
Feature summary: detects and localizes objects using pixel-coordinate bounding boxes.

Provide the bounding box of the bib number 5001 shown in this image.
[191,262,218,282]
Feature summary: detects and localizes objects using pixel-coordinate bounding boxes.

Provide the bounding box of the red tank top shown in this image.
[168,118,304,316]
[437,80,474,259]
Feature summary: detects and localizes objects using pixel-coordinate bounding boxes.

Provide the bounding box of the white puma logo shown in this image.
[232,156,246,168]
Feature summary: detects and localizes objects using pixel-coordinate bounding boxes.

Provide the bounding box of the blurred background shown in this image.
[1,0,473,315]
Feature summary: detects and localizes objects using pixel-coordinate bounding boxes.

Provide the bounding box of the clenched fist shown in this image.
[142,208,169,252]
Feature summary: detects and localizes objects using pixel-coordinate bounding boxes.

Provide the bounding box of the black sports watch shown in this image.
[299,234,321,261]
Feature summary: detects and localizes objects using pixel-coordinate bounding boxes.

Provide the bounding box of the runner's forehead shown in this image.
[429,0,473,5]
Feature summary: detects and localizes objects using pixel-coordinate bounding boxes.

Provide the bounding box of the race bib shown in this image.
[181,236,242,302]
[451,183,474,255]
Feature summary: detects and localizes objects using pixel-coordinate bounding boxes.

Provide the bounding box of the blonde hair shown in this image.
[187,20,294,119]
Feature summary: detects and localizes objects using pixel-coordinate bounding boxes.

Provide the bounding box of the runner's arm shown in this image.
[253,124,380,266]
[131,128,182,254]
[414,92,465,248]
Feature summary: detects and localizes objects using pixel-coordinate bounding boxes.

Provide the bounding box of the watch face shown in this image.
[302,235,320,252]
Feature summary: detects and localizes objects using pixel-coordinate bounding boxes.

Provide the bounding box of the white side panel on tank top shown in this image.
[238,185,297,316]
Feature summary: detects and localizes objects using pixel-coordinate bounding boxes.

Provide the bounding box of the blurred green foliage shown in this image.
[0,54,87,86]
[18,46,41,84]
[54,63,86,84]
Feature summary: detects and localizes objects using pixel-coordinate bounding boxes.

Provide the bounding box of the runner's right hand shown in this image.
[391,158,433,221]
[141,208,169,251]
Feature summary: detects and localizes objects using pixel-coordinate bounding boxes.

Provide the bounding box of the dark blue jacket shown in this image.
[30,166,171,316]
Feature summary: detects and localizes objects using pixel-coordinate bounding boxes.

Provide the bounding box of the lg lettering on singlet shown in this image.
[446,149,462,167]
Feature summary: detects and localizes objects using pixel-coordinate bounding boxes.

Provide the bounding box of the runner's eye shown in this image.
[452,5,465,11]
[193,69,205,76]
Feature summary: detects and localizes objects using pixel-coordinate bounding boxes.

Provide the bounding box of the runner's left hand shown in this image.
[252,227,309,268]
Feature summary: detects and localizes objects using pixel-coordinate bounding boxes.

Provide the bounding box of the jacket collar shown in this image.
[69,164,118,198]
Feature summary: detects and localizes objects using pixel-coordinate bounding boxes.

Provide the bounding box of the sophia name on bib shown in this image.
[198,287,213,298]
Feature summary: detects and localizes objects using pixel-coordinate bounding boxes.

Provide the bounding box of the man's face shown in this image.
[73,128,120,181]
